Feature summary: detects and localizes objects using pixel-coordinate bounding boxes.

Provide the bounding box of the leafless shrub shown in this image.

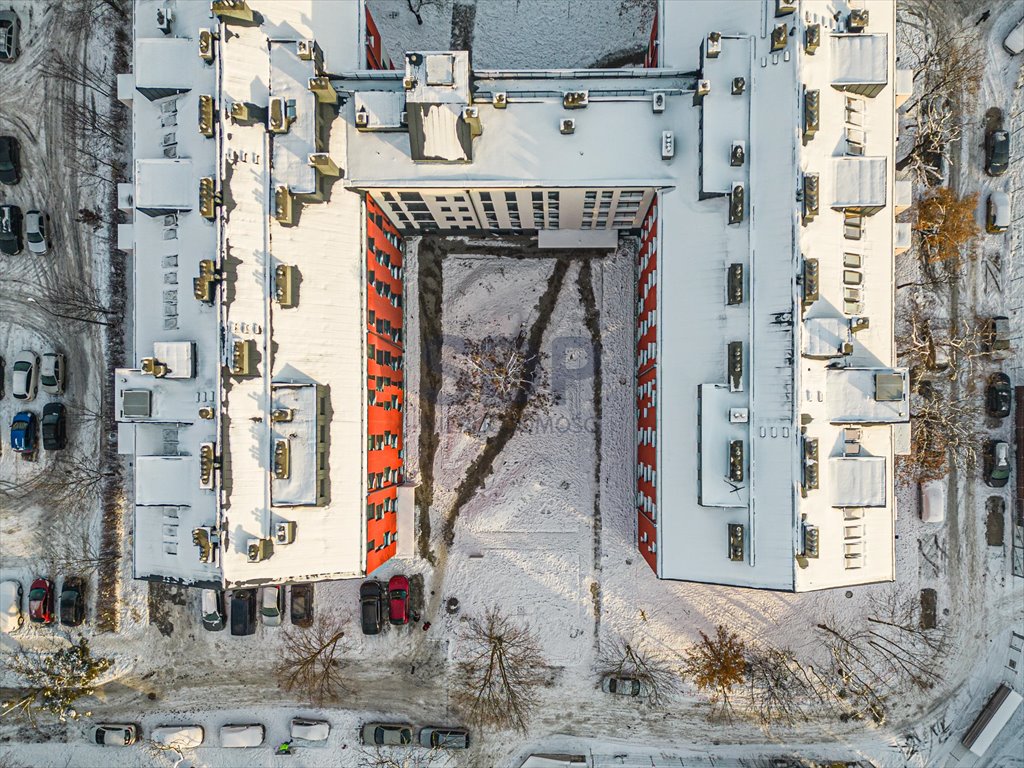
[598,636,677,706]
[275,615,350,706]
[453,607,546,733]
[743,645,812,729]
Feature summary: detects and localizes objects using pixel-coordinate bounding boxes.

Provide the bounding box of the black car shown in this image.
[201,588,226,631]
[359,580,384,635]
[986,128,1009,176]
[60,577,85,627]
[290,582,314,627]
[41,403,67,451]
[0,135,19,185]
[0,204,23,255]
[229,589,256,636]
[986,373,1012,419]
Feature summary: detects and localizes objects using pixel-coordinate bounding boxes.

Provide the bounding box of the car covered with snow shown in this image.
[919,480,946,524]
[290,717,330,743]
[986,191,1010,233]
[1004,16,1024,55]
[601,675,642,696]
[220,723,264,748]
[984,441,1011,488]
[39,352,64,394]
[200,588,225,631]
[25,210,49,255]
[1,580,24,633]
[151,725,204,749]
[260,585,284,626]
[90,724,138,747]
[418,726,469,750]
[361,722,412,746]
[10,411,37,455]
[10,350,38,401]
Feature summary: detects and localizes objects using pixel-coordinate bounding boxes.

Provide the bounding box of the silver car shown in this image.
[40,352,65,395]
[601,674,642,696]
[89,723,138,746]
[11,350,38,401]
[25,210,49,254]
[260,585,283,626]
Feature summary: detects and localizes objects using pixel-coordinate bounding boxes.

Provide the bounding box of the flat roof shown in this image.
[830,33,888,86]
[136,38,195,90]
[135,159,194,210]
[269,41,319,194]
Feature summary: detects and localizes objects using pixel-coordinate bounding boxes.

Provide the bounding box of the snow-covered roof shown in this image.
[700,35,750,195]
[135,160,194,211]
[803,317,852,358]
[136,38,195,91]
[269,41,319,194]
[829,456,886,507]
[270,384,322,507]
[825,368,909,423]
[830,34,888,87]
[832,156,887,208]
[136,456,195,505]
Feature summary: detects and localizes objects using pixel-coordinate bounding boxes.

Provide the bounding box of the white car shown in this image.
[25,209,49,255]
[151,725,204,749]
[39,352,65,395]
[89,723,138,747]
[290,717,330,743]
[260,585,283,626]
[220,723,264,748]
[11,350,38,401]
[1,580,24,633]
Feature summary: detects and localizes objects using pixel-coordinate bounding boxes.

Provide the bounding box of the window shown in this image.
[367,539,375,553]
[399,192,422,202]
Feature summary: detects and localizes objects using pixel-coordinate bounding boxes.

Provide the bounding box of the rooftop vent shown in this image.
[198,29,215,62]
[848,9,869,32]
[729,183,745,225]
[803,437,819,490]
[727,263,744,305]
[728,440,744,483]
[122,389,152,418]
[771,23,788,52]
[562,91,589,109]
[652,92,666,113]
[560,118,575,135]
[198,94,215,137]
[730,141,745,166]
[805,24,821,54]
[727,341,743,392]
[728,523,745,561]
[661,131,675,160]
[246,537,272,563]
[731,77,745,95]
[706,32,722,58]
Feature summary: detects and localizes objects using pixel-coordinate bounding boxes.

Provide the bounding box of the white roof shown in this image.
[803,317,852,358]
[825,368,909,423]
[354,91,405,130]
[830,34,888,86]
[135,159,193,210]
[152,341,194,379]
[829,456,886,507]
[136,38,195,91]
[700,35,750,195]
[270,384,320,507]
[135,456,195,505]
[832,156,887,208]
[269,41,319,194]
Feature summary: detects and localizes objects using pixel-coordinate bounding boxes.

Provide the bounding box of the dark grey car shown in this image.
[0,11,20,63]
[418,727,469,749]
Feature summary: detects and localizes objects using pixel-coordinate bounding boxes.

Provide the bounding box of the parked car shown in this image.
[290,717,330,743]
[229,589,256,636]
[0,204,23,254]
[151,725,204,749]
[41,403,66,451]
[200,588,225,631]
[89,724,138,747]
[1005,15,1024,55]
[0,10,19,62]
[39,352,64,394]
[361,723,413,746]
[360,580,384,635]
[920,480,946,523]
[10,411,37,455]
[28,577,54,624]
[601,675,642,696]
[11,350,38,400]
[986,128,1010,176]
[289,582,313,627]
[220,723,264,748]
[388,574,409,626]
[984,441,1011,488]
[24,210,49,255]
[418,727,469,750]
[986,191,1010,234]
[59,577,85,626]
[987,373,1012,418]
[260,585,284,627]
[1,580,24,633]
[0,135,19,185]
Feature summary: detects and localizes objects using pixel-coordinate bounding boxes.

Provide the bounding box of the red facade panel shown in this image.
[643,9,659,68]
[364,6,395,71]
[636,198,659,574]
[366,198,404,574]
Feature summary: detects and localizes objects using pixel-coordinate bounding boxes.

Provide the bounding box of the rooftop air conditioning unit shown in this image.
[805,24,821,54]
[271,408,294,423]
[802,258,819,304]
[492,91,507,109]
[230,101,251,122]
[274,264,297,307]
[199,442,218,489]
[192,526,217,563]
[275,186,295,225]
[273,439,291,480]
[462,106,482,136]
[269,97,287,133]
[198,406,216,420]
[728,523,744,561]
[661,131,675,160]
[402,76,416,90]
[771,23,788,52]
[729,182,745,225]
[727,263,744,305]
[198,28,215,62]
[728,440,745,482]
[355,109,370,129]
[652,92,666,113]
[156,6,173,35]
[729,408,749,423]
[803,437,819,490]
[246,537,272,563]
[560,118,575,135]
[276,521,297,545]
[775,0,797,16]
[296,39,316,61]
[696,79,711,97]
[727,341,743,391]
[848,9,869,32]
[803,88,820,140]
[803,525,820,558]
[706,32,722,58]
[562,91,589,109]
[802,173,819,223]
[198,94,215,137]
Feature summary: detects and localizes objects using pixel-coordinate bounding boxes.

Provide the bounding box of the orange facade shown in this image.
[364,6,394,70]
[366,198,404,573]
[636,200,658,572]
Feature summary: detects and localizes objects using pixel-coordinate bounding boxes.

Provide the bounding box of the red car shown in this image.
[388,575,409,626]
[28,578,55,624]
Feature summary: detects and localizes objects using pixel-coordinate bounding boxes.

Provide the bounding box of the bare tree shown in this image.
[403,0,447,26]
[453,607,546,733]
[896,307,989,381]
[35,280,119,327]
[275,614,349,706]
[896,9,981,115]
[899,97,963,186]
[742,645,813,729]
[35,513,119,579]
[598,636,677,706]
[453,335,552,432]
[42,50,115,99]
[1,453,118,509]
[904,386,983,482]
[1,639,112,724]
[358,743,454,768]
[682,625,747,715]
